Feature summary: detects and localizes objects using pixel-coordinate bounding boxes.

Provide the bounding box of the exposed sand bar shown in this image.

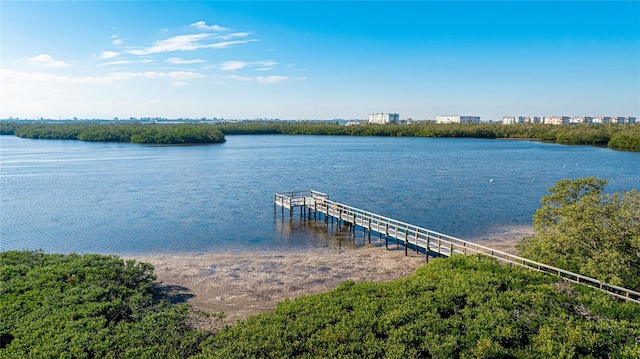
[126,234,523,327]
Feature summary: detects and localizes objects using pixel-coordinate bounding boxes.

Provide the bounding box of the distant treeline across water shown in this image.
[0,122,226,145]
[1,121,639,150]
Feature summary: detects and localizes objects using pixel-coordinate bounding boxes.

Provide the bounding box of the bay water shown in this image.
[1,134,638,255]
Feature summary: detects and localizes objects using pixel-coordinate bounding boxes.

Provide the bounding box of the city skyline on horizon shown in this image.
[1,1,639,121]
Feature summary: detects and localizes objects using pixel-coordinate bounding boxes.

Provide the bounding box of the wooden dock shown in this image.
[274,190,640,304]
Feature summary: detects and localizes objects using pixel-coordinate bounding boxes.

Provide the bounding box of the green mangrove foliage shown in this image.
[1,121,639,149]
[2,251,639,358]
[197,255,640,358]
[214,122,639,150]
[0,122,225,144]
[0,251,211,358]
[518,177,640,290]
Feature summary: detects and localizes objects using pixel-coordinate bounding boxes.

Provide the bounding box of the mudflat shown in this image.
[127,236,520,328]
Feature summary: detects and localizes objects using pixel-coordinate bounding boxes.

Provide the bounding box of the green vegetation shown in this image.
[0,251,212,358]
[2,121,639,150]
[215,122,640,150]
[196,255,640,358]
[518,177,640,290]
[3,251,639,358]
[0,122,225,144]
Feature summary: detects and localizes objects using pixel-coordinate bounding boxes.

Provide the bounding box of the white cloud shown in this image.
[98,59,154,67]
[257,60,278,67]
[27,54,70,68]
[112,38,124,46]
[190,21,229,31]
[126,34,256,55]
[216,32,251,41]
[97,51,120,60]
[256,76,290,84]
[221,61,249,71]
[256,60,278,71]
[221,60,278,72]
[1,68,204,85]
[128,34,211,55]
[199,40,258,50]
[167,71,206,80]
[222,74,293,83]
[166,57,206,64]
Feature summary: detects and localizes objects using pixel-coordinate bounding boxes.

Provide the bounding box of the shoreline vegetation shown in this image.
[3,247,640,358]
[1,121,639,150]
[0,122,226,145]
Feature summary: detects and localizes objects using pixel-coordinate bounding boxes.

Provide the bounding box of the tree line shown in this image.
[217,121,640,151]
[0,122,225,144]
[2,177,640,358]
[2,121,639,150]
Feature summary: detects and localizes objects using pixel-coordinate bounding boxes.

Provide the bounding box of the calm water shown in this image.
[1,135,639,255]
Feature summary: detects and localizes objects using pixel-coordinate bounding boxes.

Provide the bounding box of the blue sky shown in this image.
[1,1,638,120]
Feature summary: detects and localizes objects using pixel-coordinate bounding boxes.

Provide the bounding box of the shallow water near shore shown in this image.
[1,134,638,254]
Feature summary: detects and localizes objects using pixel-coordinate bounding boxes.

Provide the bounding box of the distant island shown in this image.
[1,121,639,151]
[0,122,225,145]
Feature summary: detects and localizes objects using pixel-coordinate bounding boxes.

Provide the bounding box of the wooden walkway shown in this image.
[274,190,640,304]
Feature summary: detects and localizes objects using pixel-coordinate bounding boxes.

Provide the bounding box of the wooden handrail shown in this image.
[274,190,640,304]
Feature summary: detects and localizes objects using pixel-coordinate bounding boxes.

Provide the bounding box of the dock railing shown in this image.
[274,190,640,304]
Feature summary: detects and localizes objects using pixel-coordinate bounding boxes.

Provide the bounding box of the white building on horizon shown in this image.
[435,116,481,124]
[368,113,399,124]
[544,116,571,125]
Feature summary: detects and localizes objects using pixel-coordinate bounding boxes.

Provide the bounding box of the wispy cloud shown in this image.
[111,34,124,46]
[1,68,205,85]
[128,34,210,55]
[220,60,278,72]
[97,51,120,60]
[206,39,258,49]
[256,60,278,71]
[98,59,154,67]
[223,75,296,84]
[190,21,229,31]
[27,54,70,68]
[216,32,251,41]
[127,34,257,55]
[166,57,206,65]
[220,61,249,71]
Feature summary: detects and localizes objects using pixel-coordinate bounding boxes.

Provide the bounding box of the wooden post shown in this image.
[405,229,408,256]
[385,224,388,249]
[426,236,430,263]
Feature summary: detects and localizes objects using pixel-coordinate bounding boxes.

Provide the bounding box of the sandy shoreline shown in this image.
[125,234,525,328]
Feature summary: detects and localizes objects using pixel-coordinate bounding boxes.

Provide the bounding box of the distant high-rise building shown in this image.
[436,116,480,124]
[571,116,593,124]
[543,116,570,125]
[368,113,399,124]
[502,116,526,125]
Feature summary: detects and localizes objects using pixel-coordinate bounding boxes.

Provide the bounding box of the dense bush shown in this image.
[214,122,639,150]
[609,125,640,151]
[518,177,640,290]
[0,251,211,358]
[198,255,640,358]
[2,121,638,150]
[0,123,225,144]
[2,251,639,358]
